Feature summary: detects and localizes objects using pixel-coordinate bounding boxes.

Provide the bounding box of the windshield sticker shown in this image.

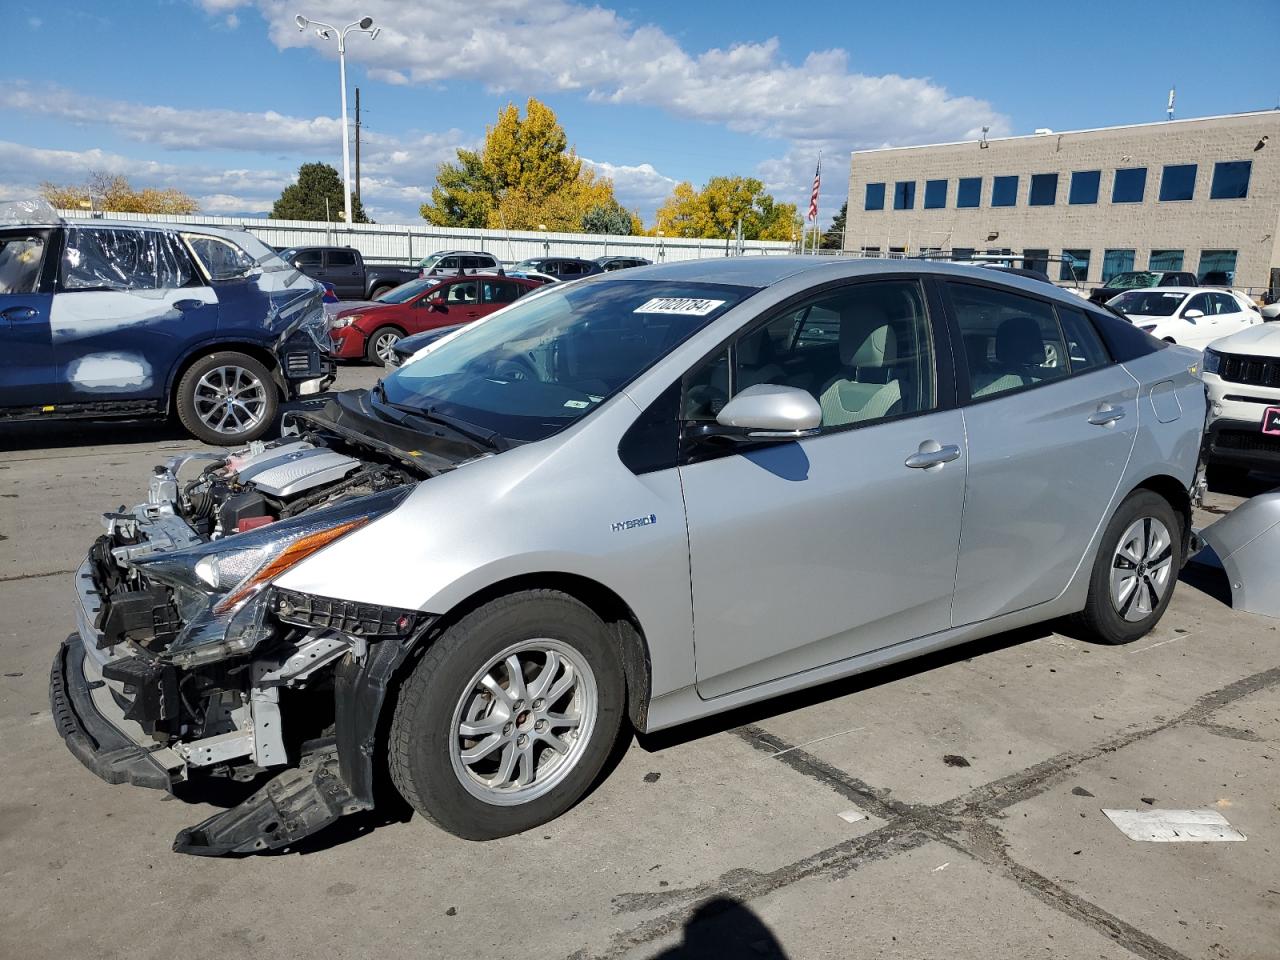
[563,400,590,409]
[634,297,726,316]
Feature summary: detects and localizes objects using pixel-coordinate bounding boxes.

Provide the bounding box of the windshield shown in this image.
[1110,290,1186,316]
[376,278,440,303]
[383,279,752,443]
[1105,271,1158,290]
[416,254,442,271]
[511,259,542,272]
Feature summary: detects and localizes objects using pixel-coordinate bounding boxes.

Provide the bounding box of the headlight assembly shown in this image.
[332,315,360,328]
[134,487,408,666]
[1202,348,1222,376]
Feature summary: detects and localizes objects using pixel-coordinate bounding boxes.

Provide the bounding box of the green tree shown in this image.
[271,162,368,223]
[653,176,801,242]
[581,201,635,235]
[821,201,848,249]
[421,98,630,231]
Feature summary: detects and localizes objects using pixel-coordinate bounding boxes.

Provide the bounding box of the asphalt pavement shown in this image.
[1,364,1277,960]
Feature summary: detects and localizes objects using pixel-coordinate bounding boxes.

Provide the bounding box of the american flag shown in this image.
[807,159,821,222]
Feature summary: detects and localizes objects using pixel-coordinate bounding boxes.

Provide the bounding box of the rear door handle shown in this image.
[173,299,205,312]
[1088,404,1126,426]
[904,440,961,470]
[0,306,37,322]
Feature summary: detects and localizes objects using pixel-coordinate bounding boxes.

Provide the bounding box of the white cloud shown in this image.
[225,13,239,29]
[582,158,678,211]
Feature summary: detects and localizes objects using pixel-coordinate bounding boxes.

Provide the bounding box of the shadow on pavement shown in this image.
[0,417,191,453]
[647,897,789,959]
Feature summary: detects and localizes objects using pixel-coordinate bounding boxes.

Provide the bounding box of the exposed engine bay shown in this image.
[51,402,447,855]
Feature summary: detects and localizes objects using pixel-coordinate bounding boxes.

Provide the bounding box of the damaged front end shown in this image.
[50,433,433,855]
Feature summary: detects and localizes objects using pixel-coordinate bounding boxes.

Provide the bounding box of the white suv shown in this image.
[1202,324,1280,481]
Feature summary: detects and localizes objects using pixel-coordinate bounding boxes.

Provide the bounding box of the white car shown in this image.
[1202,322,1280,481]
[1107,287,1258,348]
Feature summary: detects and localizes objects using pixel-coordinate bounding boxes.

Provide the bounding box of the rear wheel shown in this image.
[175,351,278,445]
[370,284,395,300]
[1073,490,1181,644]
[365,326,404,365]
[389,590,625,840]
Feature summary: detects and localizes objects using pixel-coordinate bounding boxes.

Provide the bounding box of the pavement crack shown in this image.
[0,569,76,584]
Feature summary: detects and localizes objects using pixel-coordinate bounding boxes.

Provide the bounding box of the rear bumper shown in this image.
[49,633,179,791]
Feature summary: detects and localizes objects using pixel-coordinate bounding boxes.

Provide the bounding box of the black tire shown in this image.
[365,326,404,365]
[1073,490,1182,645]
[174,351,278,445]
[389,590,626,840]
[370,285,395,300]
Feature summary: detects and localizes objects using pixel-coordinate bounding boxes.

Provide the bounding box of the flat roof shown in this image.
[852,108,1280,156]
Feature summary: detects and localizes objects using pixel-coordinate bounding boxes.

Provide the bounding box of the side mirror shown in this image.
[691,384,822,442]
[1184,309,1204,321]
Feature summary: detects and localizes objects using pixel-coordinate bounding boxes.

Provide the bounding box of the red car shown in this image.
[328,274,542,364]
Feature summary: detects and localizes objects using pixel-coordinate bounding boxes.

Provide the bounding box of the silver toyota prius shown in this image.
[53,257,1206,854]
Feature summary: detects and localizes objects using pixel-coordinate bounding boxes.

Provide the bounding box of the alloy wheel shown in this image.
[1109,516,1174,622]
[192,365,268,436]
[373,331,401,364]
[448,639,597,806]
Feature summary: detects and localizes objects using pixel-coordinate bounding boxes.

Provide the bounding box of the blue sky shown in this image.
[3,0,1277,225]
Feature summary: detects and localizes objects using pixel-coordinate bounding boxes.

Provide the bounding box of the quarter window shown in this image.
[1028,173,1058,206]
[1159,164,1197,201]
[956,177,982,208]
[1060,249,1091,282]
[893,181,916,210]
[924,179,947,209]
[1112,168,1147,203]
[1149,249,1184,272]
[1068,170,1101,204]
[865,183,886,210]
[947,282,1070,399]
[991,175,1018,207]
[1102,249,1136,283]
[1209,161,1251,199]
[1056,306,1111,372]
[0,233,46,294]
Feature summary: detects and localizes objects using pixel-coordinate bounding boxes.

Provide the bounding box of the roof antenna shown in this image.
[1167,86,1176,121]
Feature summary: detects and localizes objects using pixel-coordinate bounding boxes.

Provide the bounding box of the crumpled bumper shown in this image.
[49,633,180,791]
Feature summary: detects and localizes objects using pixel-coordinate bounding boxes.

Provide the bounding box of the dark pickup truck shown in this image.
[278,245,419,300]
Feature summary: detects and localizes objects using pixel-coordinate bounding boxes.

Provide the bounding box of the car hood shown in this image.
[1208,322,1280,356]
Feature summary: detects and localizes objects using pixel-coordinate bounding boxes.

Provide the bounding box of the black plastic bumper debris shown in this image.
[49,634,175,791]
[173,747,368,856]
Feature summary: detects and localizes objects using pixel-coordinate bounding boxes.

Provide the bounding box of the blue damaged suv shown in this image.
[0,215,333,443]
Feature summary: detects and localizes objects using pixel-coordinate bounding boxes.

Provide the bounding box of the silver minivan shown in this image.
[52,258,1206,854]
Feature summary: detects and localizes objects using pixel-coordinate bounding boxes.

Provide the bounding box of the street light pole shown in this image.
[296,13,379,227]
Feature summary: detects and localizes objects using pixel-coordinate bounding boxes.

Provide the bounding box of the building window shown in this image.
[1158,164,1196,201]
[956,177,982,208]
[1061,249,1091,282]
[1112,168,1147,203]
[1198,250,1238,284]
[1069,170,1101,205]
[864,182,885,211]
[861,246,881,257]
[1023,248,1049,275]
[991,175,1018,207]
[889,246,907,259]
[924,179,947,209]
[1029,174,1058,206]
[893,181,916,210]
[1149,249,1184,272]
[1209,161,1251,199]
[1102,249,1136,282]
[952,247,975,260]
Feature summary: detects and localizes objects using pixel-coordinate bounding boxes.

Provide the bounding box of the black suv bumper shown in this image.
[1205,419,1280,468]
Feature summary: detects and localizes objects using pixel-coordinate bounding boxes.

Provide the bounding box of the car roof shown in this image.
[14,219,260,244]
[1124,287,1201,294]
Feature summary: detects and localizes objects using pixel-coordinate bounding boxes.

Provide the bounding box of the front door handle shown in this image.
[1088,404,1126,426]
[904,440,961,470]
[173,299,204,312]
[0,306,37,323]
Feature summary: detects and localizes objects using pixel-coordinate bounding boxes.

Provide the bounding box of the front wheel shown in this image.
[365,326,403,365]
[389,591,626,839]
[175,351,278,445]
[1073,490,1181,644]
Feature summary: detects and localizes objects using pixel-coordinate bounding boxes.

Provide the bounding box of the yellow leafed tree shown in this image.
[653,176,800,242]
[41,173,198,215]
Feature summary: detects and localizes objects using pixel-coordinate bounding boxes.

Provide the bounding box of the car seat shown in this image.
[970,316,1044,397]
[818,305,903,425]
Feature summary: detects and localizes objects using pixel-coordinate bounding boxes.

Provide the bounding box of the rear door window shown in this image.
[1209,292,1240,315]
[326,249,357,267]
[0,233,46,294]
[947,282,1070,400]
[184,235,256,282]
[61,228,197,291]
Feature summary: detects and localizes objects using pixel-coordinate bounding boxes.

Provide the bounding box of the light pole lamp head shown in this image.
[295,14,308,29]
[358,16,374,29]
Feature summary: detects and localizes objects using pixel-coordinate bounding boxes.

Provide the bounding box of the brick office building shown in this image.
[844,110,1280,292]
